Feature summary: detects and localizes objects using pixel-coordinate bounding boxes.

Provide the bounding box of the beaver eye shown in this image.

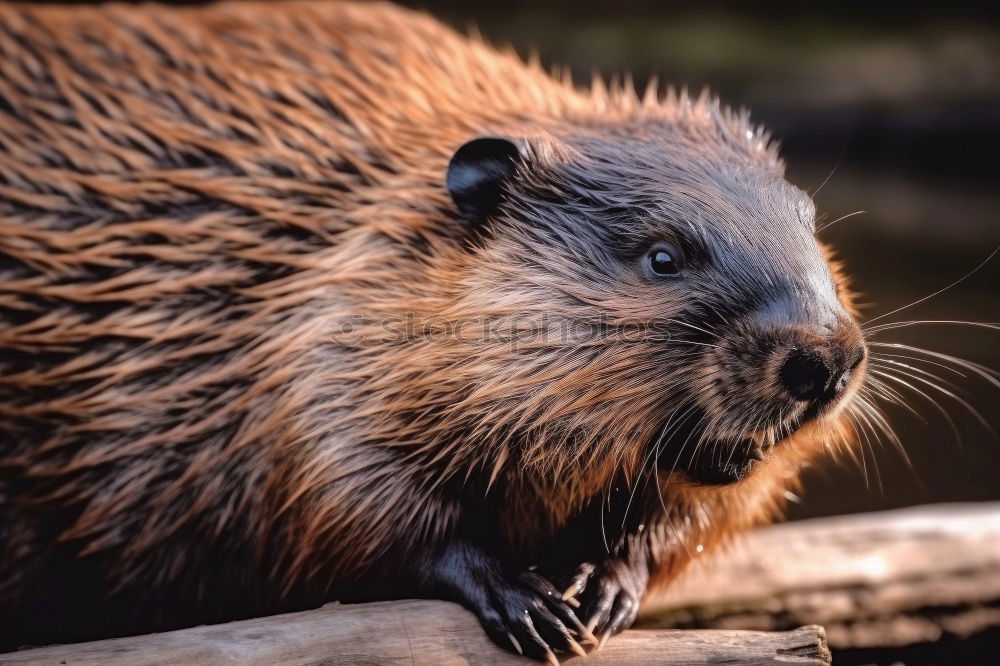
[647,245,684,277]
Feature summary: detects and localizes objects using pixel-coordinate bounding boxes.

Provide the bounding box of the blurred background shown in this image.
[406,0,1000,520]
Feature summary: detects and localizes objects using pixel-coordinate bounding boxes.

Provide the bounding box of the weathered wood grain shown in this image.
[1,599,830,665]
[643,502,1000,649]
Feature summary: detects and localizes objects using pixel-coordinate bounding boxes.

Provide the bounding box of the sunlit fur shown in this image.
[1,0,869,643]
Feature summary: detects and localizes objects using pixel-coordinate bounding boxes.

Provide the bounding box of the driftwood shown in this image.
[1,599,830,665]
[7,502,997,664]
[643,502,1000,649]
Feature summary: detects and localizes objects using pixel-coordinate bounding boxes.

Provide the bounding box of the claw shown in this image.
[562,609,597,644]
[597,631,612,651]
[545,649,560,666]
[565,596,580,608]
[507,632,523,655]
[567,638,588,658]
[561,585,578,601]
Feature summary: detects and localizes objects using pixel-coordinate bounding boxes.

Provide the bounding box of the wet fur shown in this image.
[0,0,860,649]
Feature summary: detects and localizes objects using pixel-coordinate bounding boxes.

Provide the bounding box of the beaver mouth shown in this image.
[653,405,802,485]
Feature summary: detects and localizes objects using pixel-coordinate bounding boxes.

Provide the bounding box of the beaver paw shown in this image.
[474,571,593,663]
[560,560,647,648]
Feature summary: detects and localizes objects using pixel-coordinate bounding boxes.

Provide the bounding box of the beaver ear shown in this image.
[447,137,526,227]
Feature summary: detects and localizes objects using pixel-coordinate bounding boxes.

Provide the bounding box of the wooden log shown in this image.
[11,502,992,663]
[642,502,1000,649]
[2,599,830,665]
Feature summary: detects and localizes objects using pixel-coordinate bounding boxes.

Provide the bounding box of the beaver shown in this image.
[0,0,870,659]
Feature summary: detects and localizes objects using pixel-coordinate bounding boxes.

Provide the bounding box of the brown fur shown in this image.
[0,0,864,646]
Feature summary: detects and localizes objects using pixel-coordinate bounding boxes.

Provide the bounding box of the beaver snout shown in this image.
[778,324,866,408]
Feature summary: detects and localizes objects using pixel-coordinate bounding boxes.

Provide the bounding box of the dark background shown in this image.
[403,0,1000,520]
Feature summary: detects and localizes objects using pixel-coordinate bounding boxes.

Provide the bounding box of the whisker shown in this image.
[623,427,671,530]
[865,376,924,420]
[863,246,999,327]
[870,352,966,378]
[885,364,992,433]
[833,418,855,460]
[845,410,872,490]
[817,209,866,233]
[869,342,1000,388]
[600,489,609,554]
[857,391,908,465]
[663,318,720,340]
[669,339,722,350]
[809,147,845,198]
[626,399,704,531]
[664,410,713,482]
[869,359,963,394]
[859,389,923,487]
[722,406,768,471]
[864,320,1000,335]
[869,368,964,444]
[852,402,885,495]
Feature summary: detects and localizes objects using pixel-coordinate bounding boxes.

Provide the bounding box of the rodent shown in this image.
[0,1,868,659]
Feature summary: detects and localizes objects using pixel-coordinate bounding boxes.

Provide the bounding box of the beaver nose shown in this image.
[780,350,834,401]
[758,298,866,403]
[779,337,864,403]
[781,347,864,406]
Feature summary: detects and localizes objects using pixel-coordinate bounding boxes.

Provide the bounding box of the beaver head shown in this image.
[432,101,865,490]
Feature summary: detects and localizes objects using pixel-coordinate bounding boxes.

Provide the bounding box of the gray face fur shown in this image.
[453,123,865,483]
